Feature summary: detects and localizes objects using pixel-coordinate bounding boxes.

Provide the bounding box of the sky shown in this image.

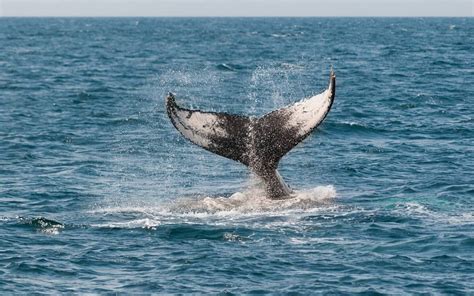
[0,0,473,17]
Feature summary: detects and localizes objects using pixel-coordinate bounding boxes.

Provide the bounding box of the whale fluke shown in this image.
[166,70,336,199]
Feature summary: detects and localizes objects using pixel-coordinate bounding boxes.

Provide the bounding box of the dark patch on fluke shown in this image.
[166,71,336,199]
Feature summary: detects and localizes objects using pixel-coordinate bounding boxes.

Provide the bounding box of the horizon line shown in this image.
[1,15,472,18]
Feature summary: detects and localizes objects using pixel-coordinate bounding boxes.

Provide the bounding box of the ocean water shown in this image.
[1,17,473,294]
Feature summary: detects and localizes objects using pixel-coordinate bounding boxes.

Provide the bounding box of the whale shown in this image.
[166,70,335,199]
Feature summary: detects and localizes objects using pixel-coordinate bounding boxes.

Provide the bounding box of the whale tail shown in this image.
[166,70,336,199]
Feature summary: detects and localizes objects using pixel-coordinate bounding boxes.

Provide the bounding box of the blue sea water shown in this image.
[0,17,473,294]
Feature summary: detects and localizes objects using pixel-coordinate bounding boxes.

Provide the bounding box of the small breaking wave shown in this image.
[329,121,387,135]
[216,63,245,72]
[393,202,474,226]
[91,218,161,230]
[14,217,65,235]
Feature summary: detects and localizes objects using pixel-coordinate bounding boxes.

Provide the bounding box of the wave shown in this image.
[328,121,387,135]
[91,218,161,230]
[392,202,474,226]
[216,63,245,72]
[14,217,65,235]
[108,116,148,126]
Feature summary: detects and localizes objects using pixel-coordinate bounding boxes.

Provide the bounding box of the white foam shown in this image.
[40,226,63,235]
[89,185,337,229]
[289,236,351,245]
[394,202,474,226]
[92,185,336,216]
[92,218,161,230]
[89,206,162,215]
[341,121,362,126]
[168,185,337,216]
[223,232,245,242]
[444,212,474,225]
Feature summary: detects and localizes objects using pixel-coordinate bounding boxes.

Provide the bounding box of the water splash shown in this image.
[92,185,336,218]
[168,185,337,215]
[154,67,222,109]
[248,63,307,115]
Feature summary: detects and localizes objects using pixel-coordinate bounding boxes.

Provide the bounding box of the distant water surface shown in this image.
[0,17,473,294]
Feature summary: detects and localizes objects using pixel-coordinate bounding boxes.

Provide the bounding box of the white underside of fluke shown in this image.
[171,109,228,148]
[286,88,333,137]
